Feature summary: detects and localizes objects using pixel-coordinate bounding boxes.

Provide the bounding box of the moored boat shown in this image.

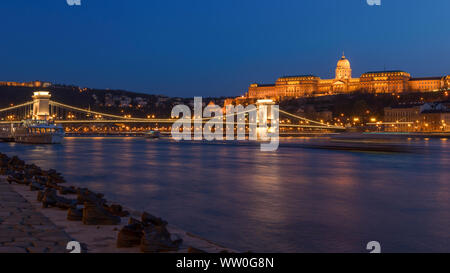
[13,120,65,144]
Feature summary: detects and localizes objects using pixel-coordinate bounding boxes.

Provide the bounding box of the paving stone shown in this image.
[0,230,27,238]
[48,245,69,253]
[0,212,8,216]
[22,219,47,225]
[13,225,35,233]
[2,217,25,225]
[0,247,27,253]
[32,240,58,248]
[25,224,55,231]
[12,237,36,243]
[1,202,31,209]
[2,241,33,248]
[55,240,71,247]
[26,246,49,253]
[0,237,14,244]
[34,230,69,239]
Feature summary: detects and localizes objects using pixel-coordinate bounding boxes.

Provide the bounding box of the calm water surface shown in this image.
[1,137,449,252]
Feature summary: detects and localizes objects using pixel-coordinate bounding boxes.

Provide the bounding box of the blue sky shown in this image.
[0,0,449,97]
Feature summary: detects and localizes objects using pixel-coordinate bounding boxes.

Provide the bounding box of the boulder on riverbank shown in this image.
[82,202,121,225]
[140,225,182,253]
[141,211,168,227]
[77,188,105,205]
[117,223,143,248]
[40,188,77,210]
[103,204,129,217]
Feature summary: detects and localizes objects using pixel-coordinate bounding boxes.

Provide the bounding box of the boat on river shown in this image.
[13,120,65,144]
[144,130,161,139]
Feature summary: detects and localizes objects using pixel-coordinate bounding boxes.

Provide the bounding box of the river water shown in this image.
[1,137,449,252]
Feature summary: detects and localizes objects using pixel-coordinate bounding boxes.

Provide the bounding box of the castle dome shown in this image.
[336,54,351,69]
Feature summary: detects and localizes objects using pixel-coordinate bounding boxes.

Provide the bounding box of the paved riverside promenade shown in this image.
[0,177,71,253]
[0,175,234,253]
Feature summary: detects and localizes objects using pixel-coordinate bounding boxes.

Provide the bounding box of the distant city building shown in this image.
[247,55,450,99]
[134,97,147,108]
[384,102,450,132]
[104,93,115,107]
[0,80,51,88]
[421,109,450,132]
[117,96,132,107]
[102,93,149,108]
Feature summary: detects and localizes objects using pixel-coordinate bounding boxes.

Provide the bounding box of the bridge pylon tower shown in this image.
[32,91,51,120]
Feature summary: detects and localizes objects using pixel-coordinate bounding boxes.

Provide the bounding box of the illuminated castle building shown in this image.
[247,54,450,99]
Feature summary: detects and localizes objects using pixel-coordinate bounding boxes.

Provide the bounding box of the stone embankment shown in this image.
[0,152,232,253]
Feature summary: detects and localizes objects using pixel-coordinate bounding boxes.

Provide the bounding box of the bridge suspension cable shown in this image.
[0,101,34,113]
[51,100,260,123]
[201,106,257,121]
[275,108,344,129]
[49,101,153,121]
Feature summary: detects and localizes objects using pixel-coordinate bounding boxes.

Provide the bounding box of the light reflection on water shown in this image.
[1,137,449,252]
